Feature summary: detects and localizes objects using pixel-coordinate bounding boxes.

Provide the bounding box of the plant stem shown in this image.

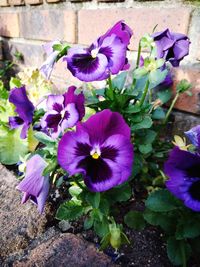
[108,75,113,91]
[163,93,179,125]
[139,79,150,107]
[74,176,85,190]
[131,41,142,91]
[180,241,187,267]
[136,41,142,68]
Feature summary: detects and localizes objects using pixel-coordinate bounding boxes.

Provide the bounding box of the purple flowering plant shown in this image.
[1,20,199,265]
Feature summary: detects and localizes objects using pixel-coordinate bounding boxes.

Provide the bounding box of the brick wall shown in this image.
[0,0,200,117]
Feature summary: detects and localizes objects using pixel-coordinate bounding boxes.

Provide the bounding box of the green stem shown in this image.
[139,79,150,107]
[180,241,187,267]
[163,93,179,124]
[108,75,113,91]
[131,41,142,90]
[136,41,142,68]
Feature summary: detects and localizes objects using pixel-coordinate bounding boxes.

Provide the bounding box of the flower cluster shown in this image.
[5,19,199,264]
[165,126,200,211]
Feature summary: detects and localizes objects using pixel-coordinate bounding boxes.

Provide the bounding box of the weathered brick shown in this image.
[9,0,24,5]
[3,40,44,67]
[25,0,42,4]
[0,12,19,37]
[188,9,200,62]
[46,0,60,3]
[172,67,200,115]
[0,0,9,6]
[78,8,192,50]
[19,10,76,43]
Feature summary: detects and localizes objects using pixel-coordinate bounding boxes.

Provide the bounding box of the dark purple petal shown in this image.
[58,130,91,175]
[164,146,200,211]
[17,154,49,213]
[60,103,79,131]
[63,86,85,121]
[185,125,200,148]
[9,86,34,138]
[58,110,133,192]
[84,134,134,192]
[100,20,133,46]
[65,48,109,82]
[9,116,24,129]
[46,95,64,110]
[77,109,131,145]
[100,34,127,74]
[152,29,190,67]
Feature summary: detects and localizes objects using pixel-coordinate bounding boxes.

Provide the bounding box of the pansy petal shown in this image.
[100,34,127,74]
[185,125,200,148]
[17,155,48,197]
[63,86,85,121]
[9,116,24,129]
[46,95,64,111]
[9,86,34,124]
[58,130,91,176]
[61,103,79,131]
[36,177,50,214]
[84,134,133,192]
[77,109,131,144]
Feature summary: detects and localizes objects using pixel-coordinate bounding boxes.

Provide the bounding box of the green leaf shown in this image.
[143,209,176,233]
[85,192,100,208]
[9,77,22,89]
[176,79,192,94]
[157,89,172,104]
[125,104,141,114]
[112,72,127,90]
[167,237,191,266]
[145,189,181,212]
[124,211,146,230]
[94,218,109,238]
[56,200,84,221]
[69,185,82,197]
[149,69,168,88]
[42,157,57,176]
[84,216,94,230]
[133,67,148,79]
[152,107,166,120]
[53,44,63,51]
[99,199,110,215]
[131,116,153,131]
[107,183,132,203]
[138,143,152,154]
[34,132,56,146]
[175,218,200,239]
[0,127,28,165]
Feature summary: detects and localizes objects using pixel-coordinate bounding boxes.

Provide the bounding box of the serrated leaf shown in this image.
[152,107,166,120]
[131,116,153,131]
[84,216,94,230]
[94,218,109,238]
[69,185,82,197]
[145,189,181,212]
[176,219,200,240]
[124,211,146,230]
[85,192,100,208]
[112,72,127,90]
[138,143,152,154]
[107,183,132,203]
[56,200,84,221]
[157,89,172,104]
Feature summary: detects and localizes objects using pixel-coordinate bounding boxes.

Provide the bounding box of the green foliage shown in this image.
[56,199,84,221]
[124,211,146,230]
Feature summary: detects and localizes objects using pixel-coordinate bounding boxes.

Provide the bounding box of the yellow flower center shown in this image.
[91,152,100,159]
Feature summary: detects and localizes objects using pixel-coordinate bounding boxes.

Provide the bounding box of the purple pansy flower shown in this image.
[9,86,34,139]
[41,86,85,138]
[165,125,200,212]
[152,29,190,67]
[185,125,200,148]
[17,154,49,213]
[58,109,134,192]
[64,21,133,82]
[40,40,60,79]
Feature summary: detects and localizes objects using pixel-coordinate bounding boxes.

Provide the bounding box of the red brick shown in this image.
[25,0,42,4]
[19,10,76,43]
[9,0,24,5]
[172,68,200,115]
[78,8,192,50]
[0,0,9,6]
[0,12,19,37]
